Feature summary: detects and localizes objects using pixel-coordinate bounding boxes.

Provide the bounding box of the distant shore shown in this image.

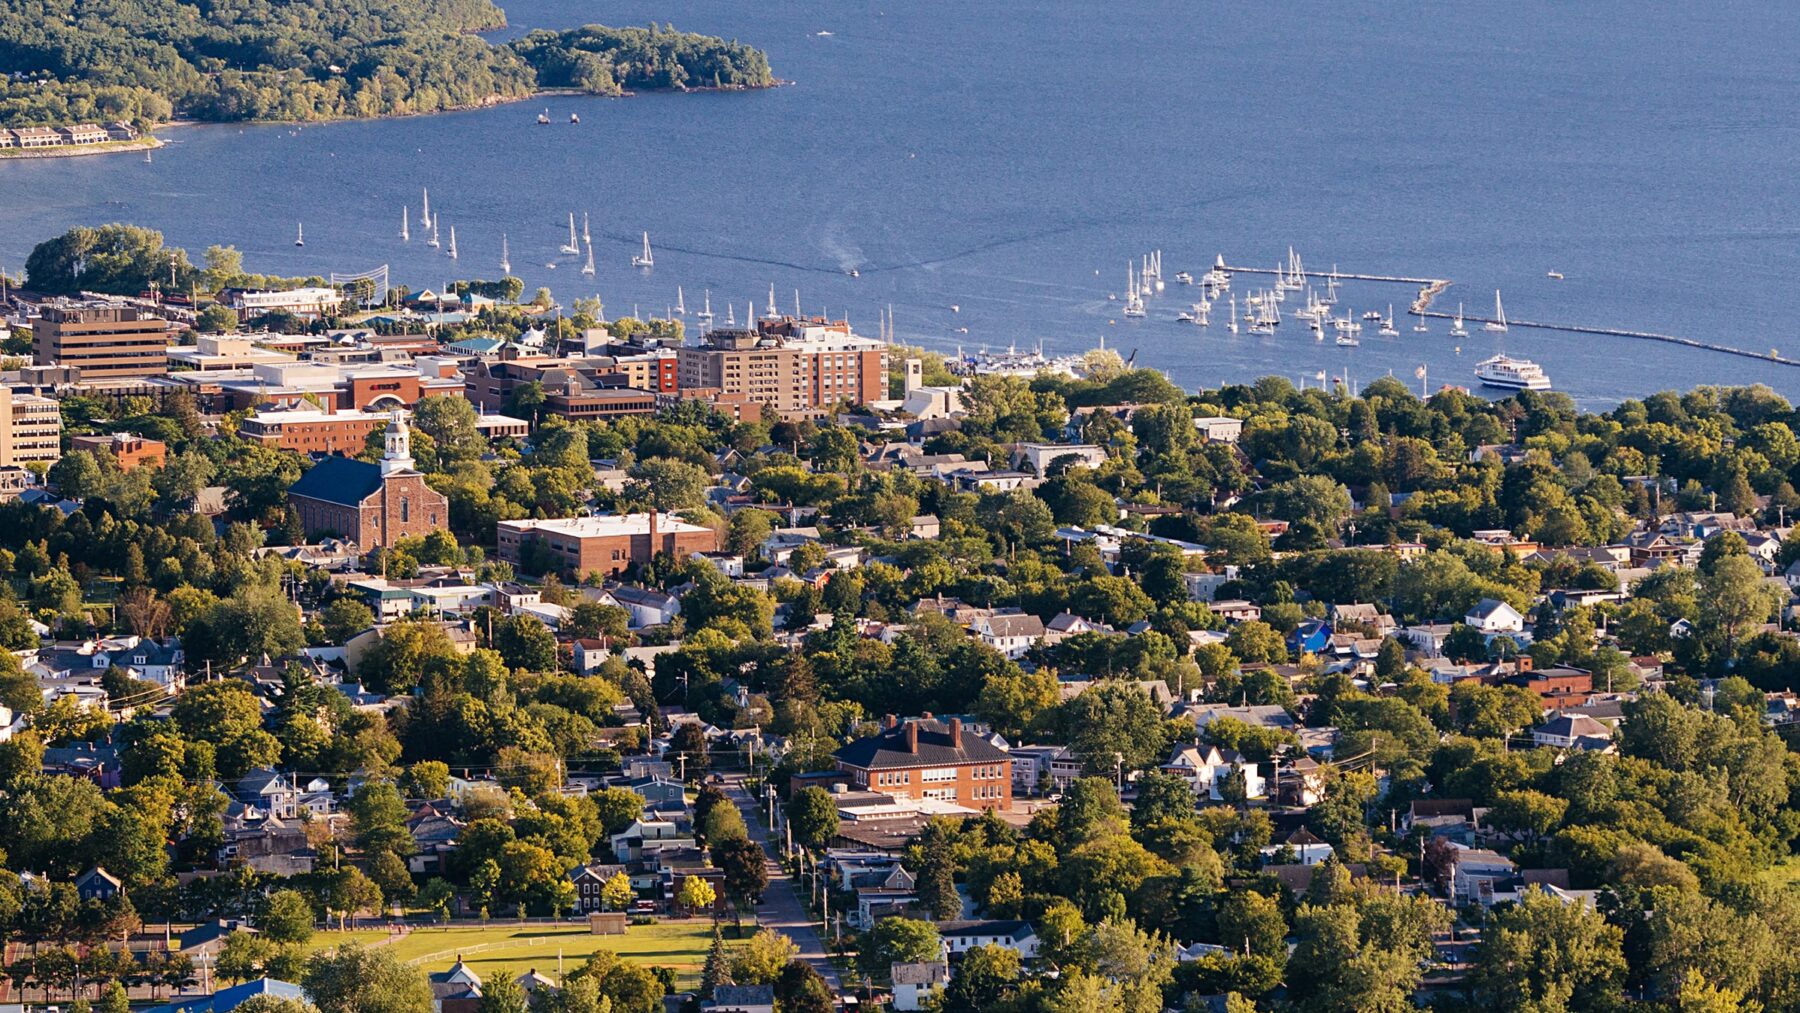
[0,136,163,160]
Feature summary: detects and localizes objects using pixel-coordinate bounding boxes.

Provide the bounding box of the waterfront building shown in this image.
[222,287,344,319]
[32,300,174,378]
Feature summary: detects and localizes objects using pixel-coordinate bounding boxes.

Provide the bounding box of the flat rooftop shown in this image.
[498,513,712,538]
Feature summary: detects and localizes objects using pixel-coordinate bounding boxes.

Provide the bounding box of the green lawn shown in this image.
[307,921,722,986]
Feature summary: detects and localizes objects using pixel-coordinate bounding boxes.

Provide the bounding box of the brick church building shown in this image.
[286,409,447,549]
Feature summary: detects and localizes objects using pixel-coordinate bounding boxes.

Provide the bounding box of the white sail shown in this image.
[1485,290,1509,332]
[675,286,687,315]
[698,289,713,321]
[766,284,777,318]
[582,212,592,245]
[421,188,431,229]
[633,232,655,267]
[295,223,304,247]
[581,240,595,277]
[401,207,409,242]
[561,214,580,255]
[447,226,457,259]
[500,234,511,274]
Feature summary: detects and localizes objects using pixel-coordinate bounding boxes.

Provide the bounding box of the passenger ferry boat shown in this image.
[1474,354,1551,390]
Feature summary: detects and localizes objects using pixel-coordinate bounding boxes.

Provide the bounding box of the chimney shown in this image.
[949,718,962,749]
[905,721,919,753]
[882,713,898,731]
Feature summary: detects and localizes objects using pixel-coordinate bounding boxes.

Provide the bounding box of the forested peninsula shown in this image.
[0,0,774,129]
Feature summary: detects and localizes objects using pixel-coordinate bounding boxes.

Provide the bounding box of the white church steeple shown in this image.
[380,408,414,475]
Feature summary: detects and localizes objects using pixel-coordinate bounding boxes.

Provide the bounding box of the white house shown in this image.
[1013,443,1108,476]
[1193,417,1244,443]
[1463,598,1525,634]
[1531,712,1613,749]
[892,962,950,1011]
[936,920,1040,959]
[1161,743,1267,802]
[1448,844,1518,906]
[970,613,1046,659]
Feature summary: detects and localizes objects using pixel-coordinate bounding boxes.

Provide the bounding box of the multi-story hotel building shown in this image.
[674,317,886,419]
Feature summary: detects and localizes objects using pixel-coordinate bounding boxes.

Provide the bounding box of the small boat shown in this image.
[581,241,594,277]
[950,304,961,313]
[1378,305,1399,337]
[569,112,580,124]
[697,290,714,323]
[537,109,551,125]
[143,150,152,164]
[1122,264,1146,318]
[675,286,687,315]
[500,234,511,274]
[632,232,654,268]
[421,188,432,230]
[1228,295,1238,333]
[294,223,305,247]
[1484,290,1509,332]
[560,215,580,255]
[848,268,859,277]
[582,212,592,246]
[1413,303,1429,333]
[1450,303,1468,338]
[726,302,737,326]
[428,220,440,249]
[1336,335,1360,347]
[447,226,457,259]
[1362,309,1383,322]
[401,206,410,242]
[1175,270,1193,285]
[816,30,833,36]
[1547,270,1563,280]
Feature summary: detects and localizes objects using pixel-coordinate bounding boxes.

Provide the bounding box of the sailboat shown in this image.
[581,240,595,277]
[421,188,432,230]
[560,214,580,256]
[143,149,152,164]
[401,207,410,242]
[582,213,592,246]
[726,301,737,326]
[294,223,304,247]
[428,219,440,249]
[765,284,777,318]
[697,290,714,323]
[447,226,458,260]
[632,232,654,268]
[1379,305,1399,337]
[1450,303,1469,338]
[1123,264,1146,318]
[500,234,511,275]
[675,287,687,316]
[1484,290,1509,332]
[1413,300,1430,332]
[1228,294,1239,333]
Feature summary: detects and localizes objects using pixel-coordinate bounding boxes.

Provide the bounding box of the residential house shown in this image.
[1161,742,1267,802]
[1531,712,1614,750]
[570,861,630,914]
[1009,744,1082,795]
[1464,598,1525,634]
[233,769,303,819]
[971,613,1046,659]
[892,962,951,1012]
[608,584,681,628]
[75,866,121,902]
[142,978,309,1013]
[705,985,775,1013]
[1448,845,1519,906]
[935,920,1040,958]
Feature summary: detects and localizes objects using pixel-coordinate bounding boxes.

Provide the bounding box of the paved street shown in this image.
[722,776,844,991]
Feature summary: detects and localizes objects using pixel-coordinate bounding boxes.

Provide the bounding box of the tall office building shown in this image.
[32,300,174,379]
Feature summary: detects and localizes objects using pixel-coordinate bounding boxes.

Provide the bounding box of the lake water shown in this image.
[5,0,1800,408]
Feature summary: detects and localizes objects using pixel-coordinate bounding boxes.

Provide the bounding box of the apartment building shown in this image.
[32,301,174,378]
[0,388,62,468]
[674,318,886,419]
[69,433,166,471]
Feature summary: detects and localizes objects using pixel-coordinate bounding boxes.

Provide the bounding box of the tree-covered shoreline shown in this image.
[0,0,773,130]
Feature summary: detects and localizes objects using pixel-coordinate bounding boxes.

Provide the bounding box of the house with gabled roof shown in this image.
[1161,742,1266,802]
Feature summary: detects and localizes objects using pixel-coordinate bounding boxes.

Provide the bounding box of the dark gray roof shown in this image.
[288,456,382,507]
[834,719,1010,770]
[934,919,1034,940]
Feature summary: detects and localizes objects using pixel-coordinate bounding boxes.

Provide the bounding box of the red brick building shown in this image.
[834,716,1012,811]
[70,433,167,471]
[286,412,447,548]
[495,513,719,577]
[239,409,392,455]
